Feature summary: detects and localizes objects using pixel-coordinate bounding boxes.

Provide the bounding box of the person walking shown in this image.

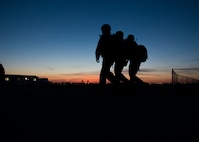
[113,31,129,84]
[125,34,148,85]
[95,24,119,87]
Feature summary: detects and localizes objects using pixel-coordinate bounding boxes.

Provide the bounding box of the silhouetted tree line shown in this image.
[96,24,148,87]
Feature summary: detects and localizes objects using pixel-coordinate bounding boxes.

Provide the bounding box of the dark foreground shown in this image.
[1,84,199,141]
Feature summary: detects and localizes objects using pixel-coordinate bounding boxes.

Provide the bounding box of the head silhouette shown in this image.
[115,31,124,39]
[101,24,111,34]
[127,34,135,41]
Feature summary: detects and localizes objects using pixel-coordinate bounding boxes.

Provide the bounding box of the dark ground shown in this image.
[1,84,199,141]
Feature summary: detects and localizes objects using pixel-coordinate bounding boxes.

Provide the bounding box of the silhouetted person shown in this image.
[0,63,5,85]
[113,31,129,84]
[95,24,119,86]
[125,35,148,85]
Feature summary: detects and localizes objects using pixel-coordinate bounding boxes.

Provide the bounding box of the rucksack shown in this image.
[137,45,148,62]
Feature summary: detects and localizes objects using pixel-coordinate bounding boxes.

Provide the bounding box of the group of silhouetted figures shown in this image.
[95,24,148,87]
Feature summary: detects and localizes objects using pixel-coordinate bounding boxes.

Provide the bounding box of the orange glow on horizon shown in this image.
[43,72,172,84]
[6,68,172,84]
[43,74,100,83]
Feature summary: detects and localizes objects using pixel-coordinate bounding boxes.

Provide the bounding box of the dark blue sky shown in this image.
[1,0,199,83]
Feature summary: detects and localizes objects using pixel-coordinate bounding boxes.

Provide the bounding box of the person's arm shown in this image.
[95,38,102,63]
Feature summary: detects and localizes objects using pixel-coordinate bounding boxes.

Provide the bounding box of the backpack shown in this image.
[137,45,148,62]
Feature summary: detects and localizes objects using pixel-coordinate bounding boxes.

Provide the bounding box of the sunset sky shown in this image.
[1,0,199,83]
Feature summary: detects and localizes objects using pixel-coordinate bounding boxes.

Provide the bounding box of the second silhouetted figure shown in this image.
[113,31,129,84]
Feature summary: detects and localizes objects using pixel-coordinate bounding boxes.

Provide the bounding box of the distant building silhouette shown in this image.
[4,74,49,85]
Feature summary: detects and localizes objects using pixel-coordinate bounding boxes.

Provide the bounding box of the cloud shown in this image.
[123,67,169,73]
[139,68,160,72]
[46,67,55,71]
[173,68,199,71]
[59,70,99,76]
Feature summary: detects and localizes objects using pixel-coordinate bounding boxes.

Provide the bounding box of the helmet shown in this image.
[101,24,111,33]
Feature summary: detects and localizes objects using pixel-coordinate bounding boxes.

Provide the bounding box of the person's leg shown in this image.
[120,74,129,84]
[129,60,140,83]
[106,71,119,84]
[106,61,119,85]
[99,59,108,85]
[134,76,144,84]
[114,60,129,84]
[114,61,120,82]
